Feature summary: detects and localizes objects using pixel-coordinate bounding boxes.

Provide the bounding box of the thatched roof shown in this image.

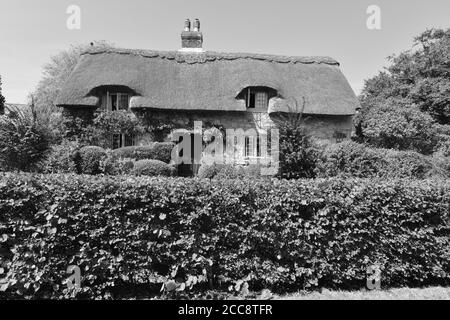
[56,48,359,115]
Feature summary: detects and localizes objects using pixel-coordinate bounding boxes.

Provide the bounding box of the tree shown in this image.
[31,41,113,129]
[0,75,5,115]
[358,28,450,154]
[360,99,440,154]
[274,97,320,179]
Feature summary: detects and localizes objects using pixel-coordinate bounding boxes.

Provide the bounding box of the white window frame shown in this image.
[106,92,130,111]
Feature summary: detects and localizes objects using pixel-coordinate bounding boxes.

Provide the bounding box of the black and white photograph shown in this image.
[0,0,449,311]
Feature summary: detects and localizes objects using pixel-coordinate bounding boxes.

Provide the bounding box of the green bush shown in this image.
[0,174,448,299]
[76,146,107,175]
[0,107,50,171]
[39,140,81,174]
[316,141,449,179]
[316,141,383,178]
[198,164,234,179]
[83,110,145,148]
[197,163,262,179]
[383,150,433,179]
[99,151,135,176]
[429,156,450,178]
[436,139,450,157]
[112,142,175,163]
[131,159,175,176]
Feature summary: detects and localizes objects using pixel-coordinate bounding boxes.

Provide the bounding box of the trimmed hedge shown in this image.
[131,159,175,177]
[112,143,175,163]
[316,141,450,179]
[197,163,263,179]
[100,152,135,176]
[0,174,449,299]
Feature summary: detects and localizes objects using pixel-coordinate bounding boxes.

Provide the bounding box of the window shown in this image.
[112,133,135,149]
[237,87,277,110]
[244,136,261,158]
[108,92,133,148]
[107,93,129,111]
[246,88,269,109]
[101,91,133,149]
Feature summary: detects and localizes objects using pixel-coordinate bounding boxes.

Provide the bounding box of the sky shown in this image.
[0,0,449,104]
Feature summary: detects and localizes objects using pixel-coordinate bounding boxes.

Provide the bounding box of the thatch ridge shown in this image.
[82,48,340,65]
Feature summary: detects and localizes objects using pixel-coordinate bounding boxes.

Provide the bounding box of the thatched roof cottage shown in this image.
[56,19,359,173]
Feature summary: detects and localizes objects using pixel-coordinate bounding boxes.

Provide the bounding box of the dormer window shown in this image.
[89,85,136,112]
[237,86,278,110]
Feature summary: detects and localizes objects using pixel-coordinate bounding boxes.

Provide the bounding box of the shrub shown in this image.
[316,141,383,178]
[39,140,81,174]
[198,164,234,179]
[197,163,262,179]
[99,151,135,176]
[90,110,145,148]
[0,106,50,171]
[435,138,450,157]
[358,103,440,155]
[131,159,175,176]
[197,163,219,179]
[383,150,433,179]
[148,143,175,163]
[0,174,448,299]
[112,142,175,163]
[76,146,107,175]
[316,141,449,179]
[241,164,264,177]
[429,156,450,178]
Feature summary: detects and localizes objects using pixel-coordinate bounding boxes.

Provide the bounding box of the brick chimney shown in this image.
[180,18,204,52]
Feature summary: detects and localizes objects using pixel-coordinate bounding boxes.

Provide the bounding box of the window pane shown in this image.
[256,136,261,157]
[112,134,121,149]
[245,137,249,157]
[249,93,256,108]
[119,94,129,110]
[100,94,107,110]
[245,136,255,157]
[110,94,118,111]
[255,92,268,109]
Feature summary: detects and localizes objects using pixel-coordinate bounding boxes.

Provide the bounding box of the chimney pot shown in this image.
[193,19,200,32]
[180,18,203,52]
[184,19,191,32]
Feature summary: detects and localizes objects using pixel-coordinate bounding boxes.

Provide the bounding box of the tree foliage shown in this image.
[275,98,321,179]
[0,75,5,115]
[32,41,113,128]
[358,28,450,154]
